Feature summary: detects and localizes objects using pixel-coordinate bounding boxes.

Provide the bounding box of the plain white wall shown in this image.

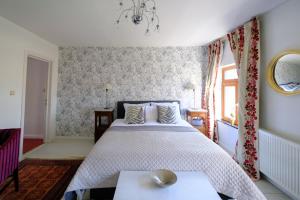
[260,0,300,143]
[0,16,58,153]
[221,40,235,66]
[217,121,238,156]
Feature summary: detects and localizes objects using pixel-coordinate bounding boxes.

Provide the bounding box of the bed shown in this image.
[65,101,266,200]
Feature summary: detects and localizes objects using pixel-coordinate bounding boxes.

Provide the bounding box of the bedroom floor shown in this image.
[23,139,292,200]
[23,138,94,160]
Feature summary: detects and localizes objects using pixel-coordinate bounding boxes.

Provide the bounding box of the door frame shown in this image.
[20,50,53,157]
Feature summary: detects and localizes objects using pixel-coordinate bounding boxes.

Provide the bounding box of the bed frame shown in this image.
[87,100,233,200]
[116,100,181,119]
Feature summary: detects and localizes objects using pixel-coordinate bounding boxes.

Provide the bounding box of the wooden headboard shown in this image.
[116,100,180,119]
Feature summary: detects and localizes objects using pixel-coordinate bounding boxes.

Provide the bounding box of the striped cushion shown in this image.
[157,105,178,124]
[125,106,145,124]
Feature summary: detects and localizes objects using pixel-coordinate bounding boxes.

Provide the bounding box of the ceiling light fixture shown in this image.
[116,0,160,34]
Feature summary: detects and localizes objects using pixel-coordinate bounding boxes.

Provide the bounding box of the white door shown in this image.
[24,57,49,139]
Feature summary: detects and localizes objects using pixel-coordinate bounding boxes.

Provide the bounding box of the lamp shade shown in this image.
[184,82,196,90]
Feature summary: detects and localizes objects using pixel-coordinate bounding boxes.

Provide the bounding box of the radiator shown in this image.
[259,129,300,200]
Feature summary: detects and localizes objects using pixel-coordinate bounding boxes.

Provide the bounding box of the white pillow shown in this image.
[124,103,149,119]
[151,102,181,122]
[145,104,158,121]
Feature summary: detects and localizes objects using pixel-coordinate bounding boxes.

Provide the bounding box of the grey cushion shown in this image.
[125,106,145,124]
[157,105,178,124]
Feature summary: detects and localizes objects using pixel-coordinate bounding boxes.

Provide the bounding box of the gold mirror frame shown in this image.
[267,50,300,96]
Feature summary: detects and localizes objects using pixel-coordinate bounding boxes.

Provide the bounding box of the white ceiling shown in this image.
[0,0,286,47]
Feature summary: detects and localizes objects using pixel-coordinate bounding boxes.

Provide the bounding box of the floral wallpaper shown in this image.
[57,46,208,136]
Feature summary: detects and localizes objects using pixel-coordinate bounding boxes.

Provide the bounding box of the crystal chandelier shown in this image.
[116,0,160,34]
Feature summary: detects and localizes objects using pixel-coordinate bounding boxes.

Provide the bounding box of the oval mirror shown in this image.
[267,50,300,95]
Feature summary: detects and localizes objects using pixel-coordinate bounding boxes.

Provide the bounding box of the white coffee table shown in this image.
[113,171,222,200]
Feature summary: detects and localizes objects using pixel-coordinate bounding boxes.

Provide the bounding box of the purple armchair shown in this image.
[0,129,21,193]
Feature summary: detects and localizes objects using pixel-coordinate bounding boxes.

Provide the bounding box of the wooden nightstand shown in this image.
[186,109,208,137]
[94,108,114,143]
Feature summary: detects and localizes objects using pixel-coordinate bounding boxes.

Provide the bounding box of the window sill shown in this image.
[217,120,238,129]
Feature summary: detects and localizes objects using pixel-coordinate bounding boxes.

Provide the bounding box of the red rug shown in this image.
[23,139,44,153]
[0,159,82,200]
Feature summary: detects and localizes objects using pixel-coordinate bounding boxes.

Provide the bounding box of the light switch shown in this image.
[10,90,15,96]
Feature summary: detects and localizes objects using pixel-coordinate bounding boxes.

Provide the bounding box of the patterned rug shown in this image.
[0,159,82,200]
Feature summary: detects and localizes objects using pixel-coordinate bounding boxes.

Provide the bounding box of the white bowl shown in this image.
[151,169,177,187]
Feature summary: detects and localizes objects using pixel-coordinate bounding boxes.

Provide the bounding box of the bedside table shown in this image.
[186,109,208,137]
[94,108,114,143]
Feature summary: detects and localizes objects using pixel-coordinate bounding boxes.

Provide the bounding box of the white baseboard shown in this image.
[54,135,93,141]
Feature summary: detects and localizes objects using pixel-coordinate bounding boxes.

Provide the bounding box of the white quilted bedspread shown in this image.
[66,126,266,200]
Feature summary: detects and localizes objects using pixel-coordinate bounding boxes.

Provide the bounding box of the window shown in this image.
[221,65,238,125]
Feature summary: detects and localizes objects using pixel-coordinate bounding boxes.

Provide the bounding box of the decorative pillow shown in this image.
[125,106,145,124]
[152,102,181,121]
[157,105,178,124]
[124,103,149,119]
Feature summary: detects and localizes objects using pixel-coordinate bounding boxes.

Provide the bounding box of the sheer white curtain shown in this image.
[203,40,224,141]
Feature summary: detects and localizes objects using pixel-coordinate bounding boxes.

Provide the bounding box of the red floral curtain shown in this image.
[227,18,260,180]
[203,40,224,141]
